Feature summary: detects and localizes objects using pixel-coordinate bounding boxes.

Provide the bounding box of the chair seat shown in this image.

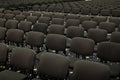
[0,70,27,80]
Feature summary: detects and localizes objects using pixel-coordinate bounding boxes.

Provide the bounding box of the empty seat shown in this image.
[32,12,41,17]
[18,21,32,32]
[4,10,12,14]
[98,42,120,77]
[66,19,80,28]
[82,21,97,31]
[64,7,71,13]
[40,4,48,11]
[88,29,107,43]
[26,31,44,52]
[0,27,7,42]
[66,14,79,20]
[12,10,21,15]
[0,47,35,80]
[98,42,120,62]
[81,8,90,15]
[92,16,107,25]
[5,20,18,29]
[0,18,6,27]
[99,22,116,33]
[15,15,25,22]
[6,29,24,46]
[53,14,64,19]
[32,5,40,11]
[43,13,53,19]
[91,8,100,15]
[38,17,50,25]
[51,18,64,25]
[47,5,55,12]
[22,11,30,17]
[70,37,95,58]
[46,34,66,54]
[48,24,64,35]
[71,7,80,14]
[109,17,120,27]
[66,26,84,38]
[73,60,110,80]
[79,16,91,23]
[100,9,111,16]
[110,32,120,43]
[32,23,48,34]
[111,10,120,17]
[4,13,14,20]
[37,53,69,80]
[26,16,38,24]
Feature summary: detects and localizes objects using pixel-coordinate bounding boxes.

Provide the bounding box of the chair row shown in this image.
[1,10,120,23]
[0,16,120,34]
[0,43,119,80]
[2,0,120,17]
[0,28,120,57]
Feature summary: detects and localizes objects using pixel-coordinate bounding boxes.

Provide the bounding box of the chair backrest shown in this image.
[5,20,18,29]
[92,16,107,25]
[32,23,48,34]
[73,60,110,80]
[26,16,38,24]
[38,17,50,25]
[110,32,120,43]
[99,22,116,33]
[4,13,14,20]
[51,18,64,25]
[81,7,90,15]
[97,42,120,62]
[53,14,64,19]
[100,9,110,16]
[79,16,91,23]
[66,19,80,28]
[48,24,65,35]
[66,26,84,38]
[109,17,120,27]
[32,12,41,17]
[38,53,69,79]
[82,21,97,31]
[12,10,21,15]
[15,15,25,22]
[10,47,35,70]
[26,31,44,47]
[46,34,66,51]
[18,21,32,32]
[70,37,95,56]
[111,10,120,17]
[66,14,79,20]
[6,29,24,43]
[22,11,30,17]
[88,29,107,43]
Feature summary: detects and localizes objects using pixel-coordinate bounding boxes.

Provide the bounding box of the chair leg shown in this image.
[37,47,40,53]
[63,50,67,56]
[30,46,33,49]
[46,47,49,52]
